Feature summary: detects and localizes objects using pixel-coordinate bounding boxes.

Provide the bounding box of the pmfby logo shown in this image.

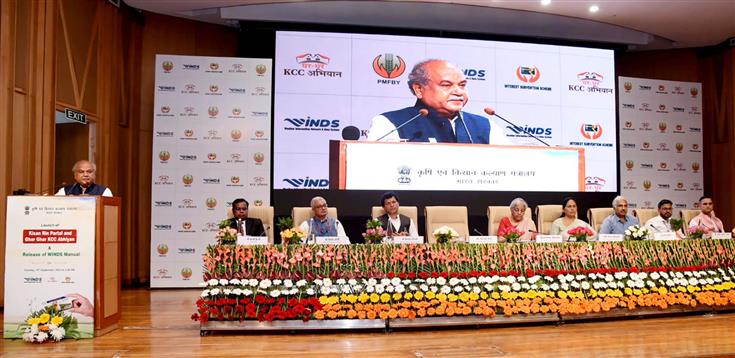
[580,124,603,140]
[373,53,407,81]
[282,177,329,188]
[516,66,540,83]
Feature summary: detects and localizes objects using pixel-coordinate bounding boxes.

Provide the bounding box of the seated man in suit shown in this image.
[367,59,507,144]
[228,198,265,236]
[377,192,418,237]
[298,196,346,239]
[55,160,112,197]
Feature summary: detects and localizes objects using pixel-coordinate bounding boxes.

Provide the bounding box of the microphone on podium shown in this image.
[375,108,429,142]
[341,126,361,140]
[484,107,551,147]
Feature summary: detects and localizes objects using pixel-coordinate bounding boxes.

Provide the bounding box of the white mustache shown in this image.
[448,96,464,101]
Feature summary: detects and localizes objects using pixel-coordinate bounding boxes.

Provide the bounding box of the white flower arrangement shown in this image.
[432,226,460,243]
[624,225,651,241]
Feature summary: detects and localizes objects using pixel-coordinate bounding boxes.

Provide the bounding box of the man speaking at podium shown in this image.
[367,59,507,144]
[55,160,113,197]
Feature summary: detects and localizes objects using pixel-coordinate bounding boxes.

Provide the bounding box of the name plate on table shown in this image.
[468,236,498,244]
[536,235,563,243]
[391,236,424,244]
[712,232,733,240]
[598,234,624,242]
[653,232,678,241]
[316,236,351,245]
[237,235,268,245]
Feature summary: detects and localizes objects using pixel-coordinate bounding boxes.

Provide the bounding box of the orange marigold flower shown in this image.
[367,311,377,320]
[314,311,326,320]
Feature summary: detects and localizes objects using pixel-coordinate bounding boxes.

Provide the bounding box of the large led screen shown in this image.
[274,31,617,192]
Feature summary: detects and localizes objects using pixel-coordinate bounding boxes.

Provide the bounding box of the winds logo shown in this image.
[577,72,603,87]
[296,53,330,69]
[162,61,174,73]
[283,117,339,129]
[282,178,329,188]
[505,125,552,138]
[159,151,171,162]
[516,66,540,83]
[580,124,603,140]
[373,53,407,79]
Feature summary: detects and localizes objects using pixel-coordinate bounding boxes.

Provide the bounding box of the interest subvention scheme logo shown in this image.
[580,124,603,140]
[516,66,540,83]
[373,53,406,79]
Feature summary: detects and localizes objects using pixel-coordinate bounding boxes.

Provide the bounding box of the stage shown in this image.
[2,288,735,357]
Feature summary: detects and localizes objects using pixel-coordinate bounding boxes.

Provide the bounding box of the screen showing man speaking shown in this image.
[274,31,616,192]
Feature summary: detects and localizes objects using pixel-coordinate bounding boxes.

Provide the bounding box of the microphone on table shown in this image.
[26,182,67,196]
[473,228,485,236]
[483,107,550,147]
[375,108,429,142]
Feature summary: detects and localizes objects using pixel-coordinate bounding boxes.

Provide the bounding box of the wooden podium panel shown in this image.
[95,196,122,335]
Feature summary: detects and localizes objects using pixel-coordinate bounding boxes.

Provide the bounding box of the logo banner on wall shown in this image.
[3,196,96,339]
[618,76,703,214]
[151,55,273,288]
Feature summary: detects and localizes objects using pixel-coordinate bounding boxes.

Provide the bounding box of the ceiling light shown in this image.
[589,5,599,13]
[541,0,551,5]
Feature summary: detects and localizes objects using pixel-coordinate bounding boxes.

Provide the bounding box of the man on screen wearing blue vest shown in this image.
[367,59,507,144]
[55,160,112,197]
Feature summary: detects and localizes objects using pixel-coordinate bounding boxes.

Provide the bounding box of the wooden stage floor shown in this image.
[2,288,735,357]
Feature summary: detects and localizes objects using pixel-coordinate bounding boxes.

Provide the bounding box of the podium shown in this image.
[329,140,585,191]
[3,196,121,338]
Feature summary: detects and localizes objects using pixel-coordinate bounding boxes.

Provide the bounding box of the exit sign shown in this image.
[64,108,87,124]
